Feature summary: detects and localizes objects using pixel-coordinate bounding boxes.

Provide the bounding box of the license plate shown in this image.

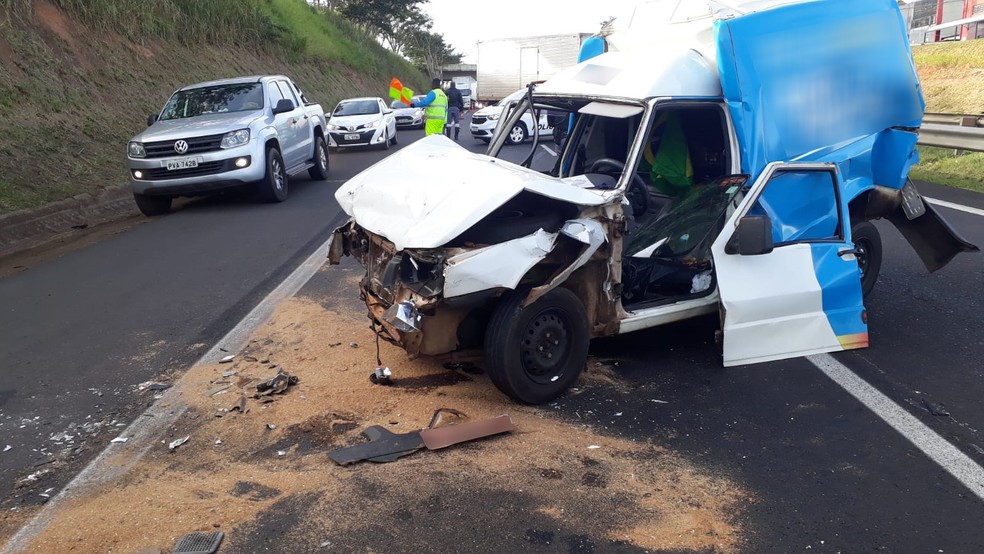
[344,134,360,141]
[164,157,200,171]
[900,179,926,220]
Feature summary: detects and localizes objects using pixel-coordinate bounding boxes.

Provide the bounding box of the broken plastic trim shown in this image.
[382,301,422,333]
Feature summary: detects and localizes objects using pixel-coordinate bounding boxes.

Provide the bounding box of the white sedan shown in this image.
[469,88,553,145]
[326,97,398,150]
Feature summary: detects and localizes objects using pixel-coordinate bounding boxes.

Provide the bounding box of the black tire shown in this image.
[259,147,288,203]
[381,129,391,150]
[133,193,171,216]
[308,136,329,181]
[505,121,528,145]
[480,138,490,144]
[390,129,398,145]
[485,287,589,404]
[852,220,882,298]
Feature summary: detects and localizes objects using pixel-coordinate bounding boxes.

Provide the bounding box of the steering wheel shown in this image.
[588,158,650,217]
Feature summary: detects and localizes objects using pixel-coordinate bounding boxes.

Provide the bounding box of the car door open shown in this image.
[711,162,868,367]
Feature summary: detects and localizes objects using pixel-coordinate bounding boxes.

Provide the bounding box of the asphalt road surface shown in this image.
[1,118,982,551]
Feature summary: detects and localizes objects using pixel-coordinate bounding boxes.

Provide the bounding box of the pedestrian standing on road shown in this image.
[412,78,448,136]
[445,82,465,140]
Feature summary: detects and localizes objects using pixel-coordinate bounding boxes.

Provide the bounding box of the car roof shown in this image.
[337,97,384,104]
[179,75,289,91]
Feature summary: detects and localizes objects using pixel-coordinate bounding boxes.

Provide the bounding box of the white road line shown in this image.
[925,197,984,217]
[2,237,332,554]
[808,353,984,501]
[540,144,557,157]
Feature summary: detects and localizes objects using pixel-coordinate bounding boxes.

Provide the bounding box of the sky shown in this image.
[421,0,643,64]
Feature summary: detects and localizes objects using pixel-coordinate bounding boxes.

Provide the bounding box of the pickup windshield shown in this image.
[334,100,380,116]
[159,83,263,121]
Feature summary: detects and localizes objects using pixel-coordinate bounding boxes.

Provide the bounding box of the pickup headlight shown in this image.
[128,141,145,158]
[220,129,250,149]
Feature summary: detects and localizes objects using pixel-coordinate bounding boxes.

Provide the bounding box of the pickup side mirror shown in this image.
[730,215,774,256]
[272,98,295,115]
[147,114,158,126]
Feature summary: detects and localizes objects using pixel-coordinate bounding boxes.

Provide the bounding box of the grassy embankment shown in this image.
[0,0,427,213]
[911,40,984,193]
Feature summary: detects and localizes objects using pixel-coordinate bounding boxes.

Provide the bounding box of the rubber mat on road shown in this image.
[173,531,224,554]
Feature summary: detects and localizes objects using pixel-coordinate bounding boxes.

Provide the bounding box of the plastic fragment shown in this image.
[219,355,235,363]
[111,437,128,444]
[587,445,601,450]
[168,436,190,451]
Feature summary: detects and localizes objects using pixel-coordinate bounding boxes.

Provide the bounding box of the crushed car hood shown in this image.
[335,135,615,251]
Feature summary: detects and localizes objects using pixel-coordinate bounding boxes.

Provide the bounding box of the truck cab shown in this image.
[331,0,977,404]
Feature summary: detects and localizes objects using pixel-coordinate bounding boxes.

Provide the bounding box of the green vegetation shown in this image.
[0,0,428,214]
[911,147,984,194]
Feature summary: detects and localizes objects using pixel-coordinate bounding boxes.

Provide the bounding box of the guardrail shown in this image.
[917,112,984,152]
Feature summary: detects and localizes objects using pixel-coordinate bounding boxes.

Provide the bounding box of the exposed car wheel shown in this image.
[259,147,288,203]
[133,193,171,217]
[485,287,589,404]
[852,220,882,298]
[506,122,528,145]
[390,129,398,145]
[308,136,329,180]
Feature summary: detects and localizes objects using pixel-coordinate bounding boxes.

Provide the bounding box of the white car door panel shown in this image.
[711,162,867,366]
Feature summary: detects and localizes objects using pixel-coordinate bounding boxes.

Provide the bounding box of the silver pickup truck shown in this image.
[126,75,329,216]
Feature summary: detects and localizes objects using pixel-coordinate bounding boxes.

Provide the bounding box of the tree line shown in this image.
[308,0,462,77]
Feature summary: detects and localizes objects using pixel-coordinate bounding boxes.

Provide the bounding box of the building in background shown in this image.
[901,0,984,43]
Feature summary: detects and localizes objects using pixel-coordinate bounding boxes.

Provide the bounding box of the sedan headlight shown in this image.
[326,123,340,130]
[128,141,145,158]
[361,120,381,130]
[486,112,500,121]
[220,129,250,149]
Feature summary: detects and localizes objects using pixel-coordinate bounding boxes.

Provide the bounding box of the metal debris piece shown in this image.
[111,437,128,444]
[587,445,601,450]
[173,530,223,554]
[427,408,467,429]
[244,356,258,362]
[219,348,228,352]
[230,397,248,414]
[320,540,332,548]
[215,439,223,445]
[138,381,172,392]
[329,414,515,466]
[328,342,341,348]
[266,423,277,430]
[236,376,254,388]
[3,445,11,452]
[168,436,190,451]
[923,399,950,417]
[221,370,236,378]
[219,355,235,363]
[369,367,392,385]
[349,342,358,348]
[255,369,298,397]
[260,358,270,364]
[277,450,286,456]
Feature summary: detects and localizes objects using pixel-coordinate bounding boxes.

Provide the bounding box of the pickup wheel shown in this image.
[485,287,589,404]
[259,147,288,203]
[506,121,528,145]
[133,193,171,217]
[308,136,329,181]
[852,220,882,298]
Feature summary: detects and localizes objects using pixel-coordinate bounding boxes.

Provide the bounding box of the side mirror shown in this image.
[147,114,158,126]
[272,98,295,115]
[384,109,393,115]
[731,215,774,256]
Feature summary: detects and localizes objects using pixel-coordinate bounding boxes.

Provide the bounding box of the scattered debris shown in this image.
[39,487,55,498]
[221,370,237,378]
[369,367,392,385]
[329,413,515,466]
[923,399,950,417]
[206,384,233,397]
[244,356,258,362]
[168,436,190,451]
[215,439,223,446]
[3,445,11,452]
[110,437,129,444]
[219,348,228,352]
[138,381,172,392]
[230,396,249,414]
[266,423,277,430]
[349,342,358,348]
[277,450,286,456]
[443,361,484,375]
[260,358,270,364]
[173,530,223,554]
[587,445,601,450]
[255,369,298,397]
[236,376,254,388]
[320,540,332,548]
[219,355,235,363]
[650,399,669,404]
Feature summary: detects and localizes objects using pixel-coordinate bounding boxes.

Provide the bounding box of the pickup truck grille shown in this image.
[144,160,227,180]
[143,134,225,158]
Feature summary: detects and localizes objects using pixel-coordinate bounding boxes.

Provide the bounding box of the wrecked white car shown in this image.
[330,0,977,404]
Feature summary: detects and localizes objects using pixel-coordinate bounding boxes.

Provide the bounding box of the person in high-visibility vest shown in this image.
[412,78,448,136]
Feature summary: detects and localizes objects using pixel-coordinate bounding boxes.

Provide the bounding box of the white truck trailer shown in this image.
[476,34,590,104]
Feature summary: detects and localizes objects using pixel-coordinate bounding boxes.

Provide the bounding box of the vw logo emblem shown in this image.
[173,140,189,154]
